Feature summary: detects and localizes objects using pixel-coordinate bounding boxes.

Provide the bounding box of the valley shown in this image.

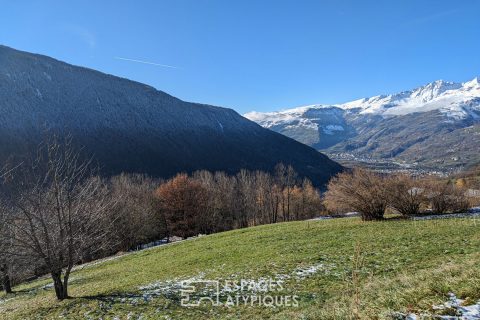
[325,152,455,176]
[246,78,480,173]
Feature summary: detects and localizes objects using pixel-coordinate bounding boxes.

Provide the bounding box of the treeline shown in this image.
[324,169,473,221]
[158,166,322,239]
[109,165,323,251]
[0,136,323,299]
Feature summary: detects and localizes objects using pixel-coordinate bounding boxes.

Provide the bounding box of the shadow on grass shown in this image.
[79,290,181,304]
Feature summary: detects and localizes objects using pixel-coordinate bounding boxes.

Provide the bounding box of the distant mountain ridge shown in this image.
[245,78,480,170]
[0,45,342,186]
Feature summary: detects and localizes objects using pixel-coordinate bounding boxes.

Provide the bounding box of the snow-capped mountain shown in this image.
[245,78,480,170]
[342,78,480,119]
[246,77,480,125]
[0,45,342,186]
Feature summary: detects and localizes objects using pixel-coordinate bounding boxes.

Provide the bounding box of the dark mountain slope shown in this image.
[0,45,342,186]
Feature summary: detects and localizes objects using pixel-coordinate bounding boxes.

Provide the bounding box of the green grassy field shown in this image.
[1,216,479,319]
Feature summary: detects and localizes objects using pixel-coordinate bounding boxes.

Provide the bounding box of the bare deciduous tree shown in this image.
[2,136,114,300]
[275,164,298,222]
[0,209,13,294]
[155,173,208,239]
[109,174,165,251]
[155,166,322,237]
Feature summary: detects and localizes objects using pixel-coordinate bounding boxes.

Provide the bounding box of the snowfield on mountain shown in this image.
[245,77,480,171]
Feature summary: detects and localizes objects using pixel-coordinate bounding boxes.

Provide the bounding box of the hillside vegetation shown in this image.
[1,216,479,319]
[0,45,341,187]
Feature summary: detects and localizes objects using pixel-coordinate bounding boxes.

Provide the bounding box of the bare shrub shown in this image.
[324,169,388,221]
[426,180,469,214]
[386,174,426,216]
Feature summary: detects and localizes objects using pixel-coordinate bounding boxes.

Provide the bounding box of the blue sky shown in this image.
[1,0,479,114]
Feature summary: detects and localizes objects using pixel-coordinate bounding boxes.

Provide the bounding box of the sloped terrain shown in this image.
[0,217,479,319]
[329,110,480,169]
[246,78,480,171]
[0,45,342,186]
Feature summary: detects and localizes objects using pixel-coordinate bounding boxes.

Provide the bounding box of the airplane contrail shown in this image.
[114,56,179,69]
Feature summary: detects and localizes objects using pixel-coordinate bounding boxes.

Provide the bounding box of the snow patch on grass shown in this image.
[413,210,480,221]
[392,293,480,320]
[138,273,206,302]
[132,261,335,304]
